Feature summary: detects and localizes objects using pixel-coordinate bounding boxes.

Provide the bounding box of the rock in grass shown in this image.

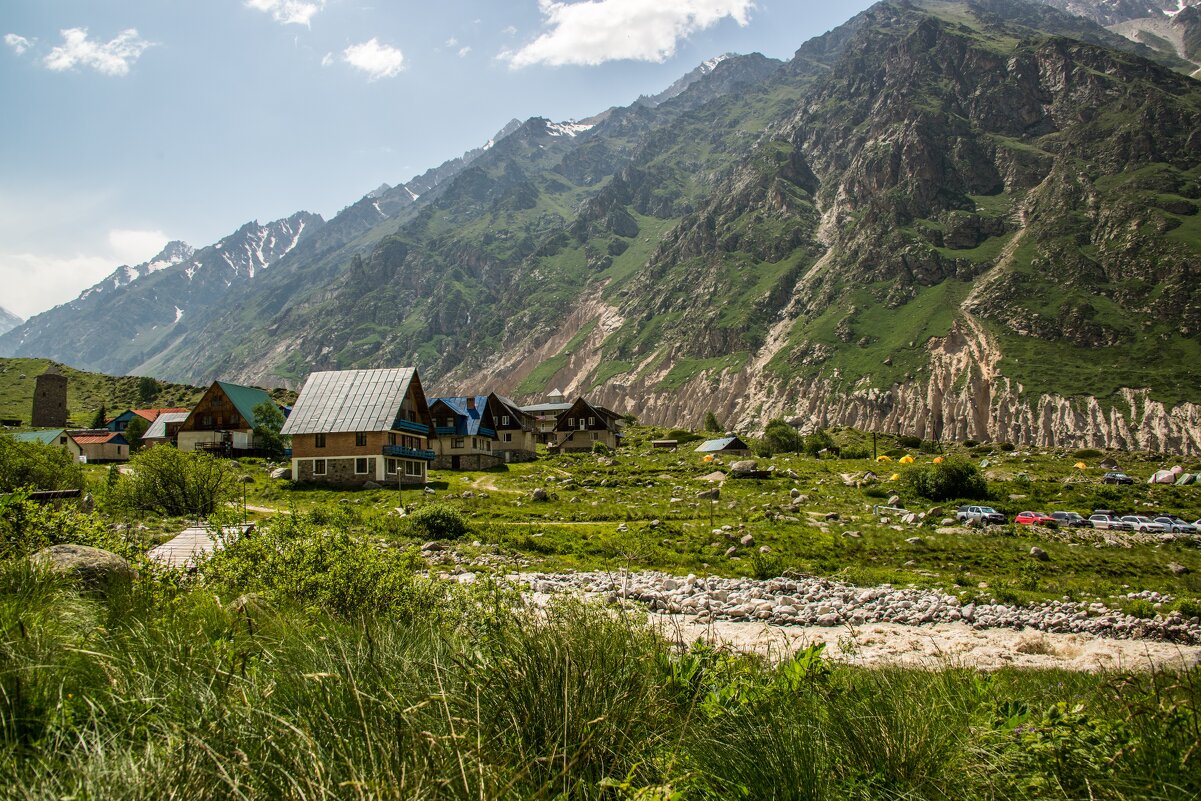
[269,467,292,480]
[1030,547,1050,561]
[30,544,136,591]
[730,460,758,474]
[1169,562,1190,576]
[905,537,925,546]
[531,488,549,502]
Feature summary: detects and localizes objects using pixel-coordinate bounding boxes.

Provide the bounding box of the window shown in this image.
[355,457,369,474]
[591,432,599,441]
[356,432,367,447]
[203,415,213,426]
[386,458,397,474]
[501,415,510,426]
[388,432,397,445]
[503,432,512,443]
[453,438,464,449]
[212,395,224,407]
[444,417,454,428]
[405,461,423,477]
[472,437,478,449]
[315,433,326,448]
[485,440,491,451]
[578,418,587,430]
[588,417,595,426]
[313,459,326,475]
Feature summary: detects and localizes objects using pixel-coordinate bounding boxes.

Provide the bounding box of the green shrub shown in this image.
[1123,599,1157,619]
[110,446,237,518]
[591,441,611,454]
[1074,448,1105,460]
[804,429,836,457]
[0,437,84,493]
[665,428,701,444]
[761,419,803,455]
[963,439,979,447]
[841,446,871,460]
[999,442,1016,452]
[406,503,468,540]
[1176,598,1201,619]
[0,491,130,560]
[898,435,923,449]
[903,459,988,501]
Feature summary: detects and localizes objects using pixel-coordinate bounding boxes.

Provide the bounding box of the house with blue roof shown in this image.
[429,395,501,470]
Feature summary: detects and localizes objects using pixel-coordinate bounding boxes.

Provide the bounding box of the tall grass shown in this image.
[2,557,1199,799]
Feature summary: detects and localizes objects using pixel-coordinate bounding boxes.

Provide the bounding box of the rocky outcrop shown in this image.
[30,544,136,591]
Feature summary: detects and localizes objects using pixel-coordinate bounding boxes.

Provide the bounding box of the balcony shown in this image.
[478,426,497,438]
[393,419,430,435]
[382,444,436,461]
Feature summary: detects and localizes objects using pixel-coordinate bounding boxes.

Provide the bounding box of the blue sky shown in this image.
[1,0,873,318]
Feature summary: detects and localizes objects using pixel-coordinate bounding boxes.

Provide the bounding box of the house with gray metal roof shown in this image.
[695,436,752,458]
[281,368,435,486]
[141,412,189,448]
[428,395,500,470]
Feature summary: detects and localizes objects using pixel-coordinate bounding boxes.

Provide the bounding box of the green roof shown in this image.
[215,381,276,429]
[7,429,66,445]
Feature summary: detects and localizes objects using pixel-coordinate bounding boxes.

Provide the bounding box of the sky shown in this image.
[0,0,874,319]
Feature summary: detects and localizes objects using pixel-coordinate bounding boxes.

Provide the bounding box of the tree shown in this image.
[124,415,149,453]
[252,401,287,458]
[703,411,722,432]
[760,419,803,455]
[91,404,108,429]
[0,437,84,492]
[117,447,237,518]
[137,375,159,404]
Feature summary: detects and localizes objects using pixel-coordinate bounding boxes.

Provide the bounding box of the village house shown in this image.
[68,430,131,463]
[106,407,190,433]
[695,435,753,459]
[429,396,501,470]
[177,381,278,455]
[486,393,538,462]
[8,429,84,461]
[548,397,625,452]
[140,411,190,448]
[519,389,573,444]
[280,368,435,486]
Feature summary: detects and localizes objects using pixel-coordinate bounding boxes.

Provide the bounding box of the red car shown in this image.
[1015,511,1057,526]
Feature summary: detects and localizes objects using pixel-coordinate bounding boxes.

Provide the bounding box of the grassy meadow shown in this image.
[3,425,1201,797]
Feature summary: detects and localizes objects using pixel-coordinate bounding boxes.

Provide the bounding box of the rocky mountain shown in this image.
[1042,0,1201,72]
[0,213,321,376]
[1042,0,1199,25]
[11,0,1201,453]
[0,307,21,337]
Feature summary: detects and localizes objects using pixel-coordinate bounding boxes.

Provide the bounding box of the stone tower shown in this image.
[31,366,68,427]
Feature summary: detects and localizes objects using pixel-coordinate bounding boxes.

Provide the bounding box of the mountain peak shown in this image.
[0,305,22,336]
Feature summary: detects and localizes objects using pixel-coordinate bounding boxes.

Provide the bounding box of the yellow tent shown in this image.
[1074,462,1088,470]
[703,455,714,463]
[876,455,893,462]
[899,455,915,464]
[888,473,901,482]
[933,456,944,464]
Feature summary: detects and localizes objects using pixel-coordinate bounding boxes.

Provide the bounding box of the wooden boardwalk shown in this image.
[147,524,254,569]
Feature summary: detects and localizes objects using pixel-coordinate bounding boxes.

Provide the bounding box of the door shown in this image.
[452,455,461,469]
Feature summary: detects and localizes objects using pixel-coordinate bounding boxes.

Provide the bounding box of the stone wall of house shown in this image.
[432,452,503,470]
[32,370,68,428]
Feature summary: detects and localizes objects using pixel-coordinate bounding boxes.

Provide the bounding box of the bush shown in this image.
[111,447,237,518]
[898,435,923,449]
[803,429,836,457]
[903,459,989,501]
[0,491,130,560]
[999,442,1016,452]
[406,503,468,540]
[1176,598,1201,619]
[0,437,84,493]
[760,419,803,456]
[591,441,611,454]
[1074,448,1104,461]
[841,446,871,460]
[665,428,701,444]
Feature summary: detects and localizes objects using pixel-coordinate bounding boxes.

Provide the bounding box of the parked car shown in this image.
[1102,472,1135,485]
[1015,511,1057,527]
[1051,511,1091,528]
[957,505,1006,525]
[1088,514,1133,531]
[1153,516,1198,534]
[1120,515,1170,533]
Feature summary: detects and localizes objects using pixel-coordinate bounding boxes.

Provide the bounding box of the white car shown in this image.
[1120,515,1170,533]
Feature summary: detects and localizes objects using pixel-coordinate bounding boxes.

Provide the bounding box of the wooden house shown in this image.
[280,368,435,486]
[519,389,573,444]
[68,430,130,463]
[486,393,538,462]
[695,436,752,458]
[548,397,624,452]
[429,396,501,470]
[177,381,278,455]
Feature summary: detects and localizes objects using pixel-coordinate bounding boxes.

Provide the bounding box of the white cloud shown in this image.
[43,28,154,76]
[321,51,334,67]
[342,38,404,80]
[501,25,518,35]
[5,33,32,55]
[458,46,472,57]
[246,0,324,27]
[445,37,459,47]
[0,228,171,317]
[108,229,169,265]
[503,0,753,68]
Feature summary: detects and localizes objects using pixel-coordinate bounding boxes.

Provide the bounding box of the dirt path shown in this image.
[647,615,1201,672]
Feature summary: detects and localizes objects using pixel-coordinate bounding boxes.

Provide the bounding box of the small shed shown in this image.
[695,436,752,458]
[651,439,679,450]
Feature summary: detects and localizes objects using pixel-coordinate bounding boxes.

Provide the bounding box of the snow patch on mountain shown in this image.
[546,121,595,137]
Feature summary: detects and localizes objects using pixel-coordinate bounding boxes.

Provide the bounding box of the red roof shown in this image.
[72,432,121,445]
[132,407,191,422]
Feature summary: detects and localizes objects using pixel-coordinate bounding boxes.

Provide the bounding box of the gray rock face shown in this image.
[30,544,136,590]
[730,460,758,474]
[270,467,293,480]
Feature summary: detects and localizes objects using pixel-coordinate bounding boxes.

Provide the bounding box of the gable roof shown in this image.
[215,381,276,429]
[132,407,191,422]
[281,368,421,436]
[552,397,623,431]
[9,429,66,445]
[71,431,128,446]
[696,436,750,453]
[430,396,493,437]
[143,412,189,440]
[487,393,536,426]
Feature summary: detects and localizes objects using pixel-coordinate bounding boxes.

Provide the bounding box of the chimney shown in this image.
[466,397,476,410]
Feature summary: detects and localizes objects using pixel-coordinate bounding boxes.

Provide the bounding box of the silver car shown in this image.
[1154,516,1198,534]
[1089,514,1133,530]
[1121,515,1170,533]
